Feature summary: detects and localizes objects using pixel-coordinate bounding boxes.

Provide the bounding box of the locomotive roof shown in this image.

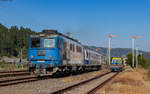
[33,30,80,43]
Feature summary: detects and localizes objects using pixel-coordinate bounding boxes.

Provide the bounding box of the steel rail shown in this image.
[0,72,30,78]
[50,72,111,94]
[87,72,119,94]
[0,76,51,87]
[0,70,28,74]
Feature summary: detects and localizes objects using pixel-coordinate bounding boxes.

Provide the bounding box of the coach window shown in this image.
[78,46,80,52]
[78,47,82,53]
[86,51,88,58]
[70,44,72,51]
[63,41,67,50]
[74,45,77,52]
[31,38,40,48]
[73,44,75,52]
[80,47,82,52]
[89,53,91,58]
[44,39,55,48]
[78,47,81,52]
[76,45,78,52]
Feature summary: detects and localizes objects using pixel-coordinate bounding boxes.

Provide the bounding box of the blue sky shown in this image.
[0,0,150,51]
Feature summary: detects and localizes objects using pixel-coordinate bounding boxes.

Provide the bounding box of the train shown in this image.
[109,57,124,72]
[28,30,104,76]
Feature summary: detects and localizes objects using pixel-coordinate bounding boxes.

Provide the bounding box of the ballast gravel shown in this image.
[0,69,108,94]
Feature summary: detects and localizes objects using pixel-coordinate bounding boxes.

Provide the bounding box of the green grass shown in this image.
[0,61,27,71]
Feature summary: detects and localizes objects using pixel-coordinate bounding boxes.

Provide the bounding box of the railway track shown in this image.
[0,70,29,78]
[0,75,51,87]
[50,72,119,94]
[0,76,37,87]
[87,72,119,94]
[0,70,46,87]
[0,70,28,74]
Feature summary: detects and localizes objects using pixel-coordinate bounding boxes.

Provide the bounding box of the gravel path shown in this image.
[0,69,108,94]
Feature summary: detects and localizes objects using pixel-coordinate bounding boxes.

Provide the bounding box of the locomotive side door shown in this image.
[62,40,67,65]
[67,41,70,61]
[57,37,63,66]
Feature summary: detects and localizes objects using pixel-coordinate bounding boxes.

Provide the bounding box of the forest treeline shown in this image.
[0,23,36,58]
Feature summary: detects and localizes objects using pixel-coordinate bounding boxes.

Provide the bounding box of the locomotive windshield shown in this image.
[112,59,122,65]
[31,38,40,48]
[44,39,55,48]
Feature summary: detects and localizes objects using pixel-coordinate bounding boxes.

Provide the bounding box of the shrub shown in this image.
[0,61,8,69]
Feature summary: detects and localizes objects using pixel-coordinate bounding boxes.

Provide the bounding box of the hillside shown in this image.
[86,46,150,58]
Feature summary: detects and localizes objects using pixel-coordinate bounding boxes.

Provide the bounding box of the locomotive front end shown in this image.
[28,34,60,76]
[109,58,123,72]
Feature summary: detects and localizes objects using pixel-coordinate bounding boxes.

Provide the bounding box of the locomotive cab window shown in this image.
[44,39,55,48]
[31,38,40,48]
[112,59,122,65]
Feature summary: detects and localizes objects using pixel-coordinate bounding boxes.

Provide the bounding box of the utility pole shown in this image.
[108,36,111,65]
[132,36,141,68]
[108,34,118,65]
[107,47,109,65]
[132,38,135,68]
[136,47,138,69]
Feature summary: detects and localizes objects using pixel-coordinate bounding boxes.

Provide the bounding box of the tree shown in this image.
[126,53,133,67]
[126,53,147,68]
[0,23,36,58]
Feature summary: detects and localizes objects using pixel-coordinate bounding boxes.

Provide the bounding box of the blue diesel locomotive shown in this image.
[28,30,103,76]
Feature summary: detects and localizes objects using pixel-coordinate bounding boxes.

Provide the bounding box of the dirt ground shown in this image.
[98,66,150,94]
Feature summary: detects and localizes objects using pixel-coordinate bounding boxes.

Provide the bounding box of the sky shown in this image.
[0,0,150,51]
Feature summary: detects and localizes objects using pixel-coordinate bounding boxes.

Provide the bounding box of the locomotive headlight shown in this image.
[30,56,34,58]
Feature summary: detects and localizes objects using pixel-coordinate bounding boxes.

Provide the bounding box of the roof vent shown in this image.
[42,30,58,34]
